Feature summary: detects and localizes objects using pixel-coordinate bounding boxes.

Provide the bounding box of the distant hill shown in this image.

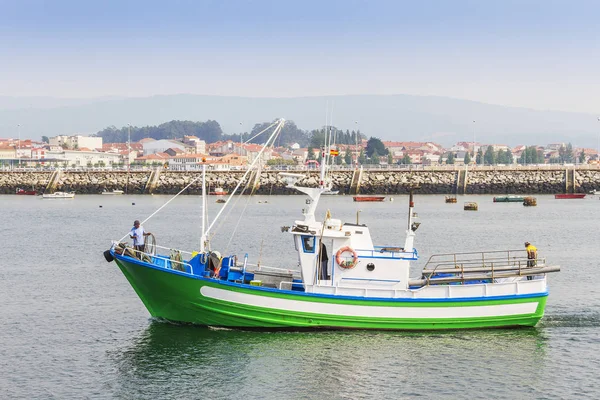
[0,94,598,147]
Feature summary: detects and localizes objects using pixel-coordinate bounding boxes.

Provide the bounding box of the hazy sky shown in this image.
[1,0,599,113]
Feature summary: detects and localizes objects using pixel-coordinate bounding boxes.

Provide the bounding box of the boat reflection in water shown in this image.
[109,322,549,399]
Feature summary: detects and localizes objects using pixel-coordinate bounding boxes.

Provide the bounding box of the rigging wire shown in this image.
[117,173,205,242]
[203,118,285,240]
[117,120,284,244]
[243,120,279,144]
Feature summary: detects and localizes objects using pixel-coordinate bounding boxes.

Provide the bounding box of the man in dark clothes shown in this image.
[320,242,329,280]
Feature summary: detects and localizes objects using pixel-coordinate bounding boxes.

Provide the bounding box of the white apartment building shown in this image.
[46,149,121,167]
[183,136,206,154]
[49,135,103,150]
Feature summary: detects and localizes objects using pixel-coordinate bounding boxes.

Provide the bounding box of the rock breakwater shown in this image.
[2,167,600,195]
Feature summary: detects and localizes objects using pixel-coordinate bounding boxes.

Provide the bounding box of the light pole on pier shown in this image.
[17,124,21,169]
[354,121,359,168]
[127,123,131,173]
[239,122,243,156]
[472,120,476,160]
[597,117,600,164]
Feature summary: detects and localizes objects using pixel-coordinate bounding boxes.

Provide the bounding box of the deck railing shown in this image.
[419,249,552,285]
[112,242,194,275]
[364,246,419,259]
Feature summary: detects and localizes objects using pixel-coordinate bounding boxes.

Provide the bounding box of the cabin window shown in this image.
[301,236,315,253]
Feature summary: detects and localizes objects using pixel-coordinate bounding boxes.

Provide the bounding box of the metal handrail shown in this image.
[117,244,194,275]
[244,262,299,275]
[356,248,418,259]
[421,249,543,285]
[424,249,537,269]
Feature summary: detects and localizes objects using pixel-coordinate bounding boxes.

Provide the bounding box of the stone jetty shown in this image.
[2,166,600,195]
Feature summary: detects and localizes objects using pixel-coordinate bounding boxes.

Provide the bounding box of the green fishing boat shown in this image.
[104,119,561,330]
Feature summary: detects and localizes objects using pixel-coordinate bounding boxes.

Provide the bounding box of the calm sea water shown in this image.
[1,193,599,399]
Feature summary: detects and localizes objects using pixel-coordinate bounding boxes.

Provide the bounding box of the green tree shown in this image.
[476,148,484,164]
[370,150,380,165]
[267,158,296,166]
[95,120,224,144]
[387,153,393,164]
[519,146,542,165]
[496,149,506,164]
[41,136,49,143]
[447,152,455,164]
[558,143,574,163]
[506,149,514,164]
[464,152,471,164]
[366,137,388,158]
[579,150,586,164]
[402,154,412,165]
[307,147,316,160]
[484,146,496,165]
[358,149,366,165]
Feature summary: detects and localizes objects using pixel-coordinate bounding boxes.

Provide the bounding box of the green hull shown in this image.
[493,196,525,202]
[114,256,547,330]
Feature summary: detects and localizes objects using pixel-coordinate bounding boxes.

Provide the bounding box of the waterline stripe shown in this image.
[201,287,538,319]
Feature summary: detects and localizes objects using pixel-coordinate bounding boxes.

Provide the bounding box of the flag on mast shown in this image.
[329,149,339,156]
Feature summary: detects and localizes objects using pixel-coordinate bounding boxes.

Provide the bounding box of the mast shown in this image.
[403,189,418,252]
[319,146,326,189]
[126,123,131,194]
[200,161,207,253]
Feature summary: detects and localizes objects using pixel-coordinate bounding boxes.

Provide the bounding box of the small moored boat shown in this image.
[42,191,75,199]
[209,187,228,196]
[554,193,586,199]
[16,188,37,195]
[445,196,457,203]
[102,190,124,195]
[493,195,525,203]
[353,196,386,202]
[464,202,478,211]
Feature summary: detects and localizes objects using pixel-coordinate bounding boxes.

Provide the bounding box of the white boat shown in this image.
[102,190,124,195]
[322,189,339,195]
[42,191,75,199]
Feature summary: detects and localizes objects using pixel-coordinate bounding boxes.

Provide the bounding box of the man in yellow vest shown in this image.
[525,242,537,280]
[525,242,537,267]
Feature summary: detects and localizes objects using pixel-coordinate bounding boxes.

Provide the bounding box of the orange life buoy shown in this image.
[336,246,358,269]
